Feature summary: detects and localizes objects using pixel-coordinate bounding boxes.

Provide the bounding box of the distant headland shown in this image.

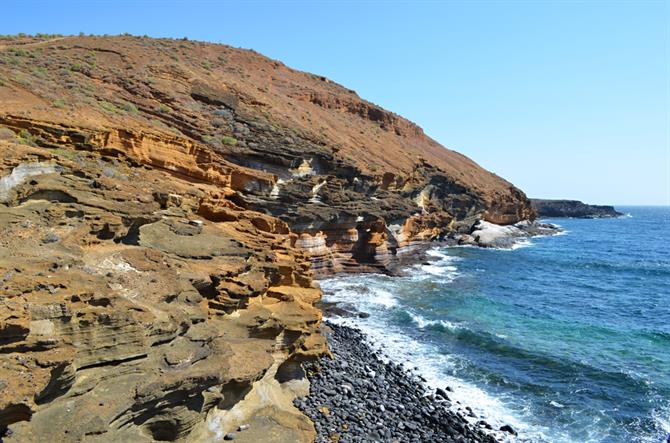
[530,199,623,218]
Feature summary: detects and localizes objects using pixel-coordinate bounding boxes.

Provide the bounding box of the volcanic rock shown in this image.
[0,34,534,442]
[530,199,623,218]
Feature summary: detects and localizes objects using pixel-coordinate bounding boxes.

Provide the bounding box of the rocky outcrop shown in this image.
[531,199,623,218]
[0,141,325,442]
[455,220,559,248]
[0,34,535,275]
[0,34,536,441]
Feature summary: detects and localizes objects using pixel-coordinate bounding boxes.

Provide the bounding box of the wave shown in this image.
[511,239,533,250]
[325,314,554,442]
[407,311,463,331]
[409,248,461,280]
[424,322,659,400]
[577,259,670,278]
[324,284,398,309]
[419,263,454,276]
[651,405,670,440]
[426,248,452,259]
[533,229,569,238]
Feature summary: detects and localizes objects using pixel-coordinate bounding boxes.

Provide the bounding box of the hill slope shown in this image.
[0,35,532,442]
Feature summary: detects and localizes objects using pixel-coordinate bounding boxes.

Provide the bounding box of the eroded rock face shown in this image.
[0,34,535,441]
[0,143,324,442]
[0,35,534,276]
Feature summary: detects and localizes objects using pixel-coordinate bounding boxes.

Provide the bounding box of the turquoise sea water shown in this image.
[321,206,670,443]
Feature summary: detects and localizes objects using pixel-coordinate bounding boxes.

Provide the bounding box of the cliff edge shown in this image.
[0,35,533,442]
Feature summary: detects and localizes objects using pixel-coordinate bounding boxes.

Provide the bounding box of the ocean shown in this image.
[320,206,670,443]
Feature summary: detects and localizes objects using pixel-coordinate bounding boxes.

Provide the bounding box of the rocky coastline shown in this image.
[0,34,541,442]
[295,322,506,443]
[455,219,559,249]
[530,199,623,218]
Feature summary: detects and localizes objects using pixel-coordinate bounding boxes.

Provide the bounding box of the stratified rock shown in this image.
[0,143,324,442]
[0,34,536,442]
[530,199,623,218]
[0,34,534,278]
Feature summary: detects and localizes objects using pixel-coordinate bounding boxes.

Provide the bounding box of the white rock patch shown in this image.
[290,158,315,177]
[0,163,59,202]
[270,178,285,199]
[470,220,524,248]
[309,180,327,203]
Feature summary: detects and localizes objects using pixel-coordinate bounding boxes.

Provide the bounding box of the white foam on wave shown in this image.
[322,276,398,309]
[414,247,461,278]
[510,239,533,250]
[484,238,534,252]
[408,311,462,331]
[325,311,554,443]
[419,264,452,276]
[651,405,670,442]
[320,268,561,443]
[369,288,397,308]
[426,248,452,260]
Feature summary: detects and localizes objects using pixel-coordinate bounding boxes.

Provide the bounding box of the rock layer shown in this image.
[0,34,535,441]
[0,141,326,442]
[0,35,534,276]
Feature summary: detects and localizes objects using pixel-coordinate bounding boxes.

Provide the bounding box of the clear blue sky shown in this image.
[3,1,669,205]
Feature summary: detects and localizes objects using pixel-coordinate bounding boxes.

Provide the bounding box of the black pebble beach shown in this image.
[295,322,501,443]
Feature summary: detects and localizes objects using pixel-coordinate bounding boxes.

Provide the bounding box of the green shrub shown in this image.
[122,102,139,114]
[51,148,77,160]
[17,129,37,146]
[13,75,30,86]
[221,136,237,146]
[99,101,119,113]
[8,47,26,57]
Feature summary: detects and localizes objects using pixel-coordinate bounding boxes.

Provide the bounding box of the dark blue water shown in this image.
[321,207,670,443]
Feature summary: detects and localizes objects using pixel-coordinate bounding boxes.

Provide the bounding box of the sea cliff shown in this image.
[0,35,536,442]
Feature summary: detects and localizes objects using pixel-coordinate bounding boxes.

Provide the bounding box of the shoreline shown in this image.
[315,220,563,280]
[307,229,567,442]
[296,322,511,443]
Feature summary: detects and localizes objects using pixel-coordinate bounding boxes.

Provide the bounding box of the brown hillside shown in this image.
[0,35,532,225]
[0,35,533,442]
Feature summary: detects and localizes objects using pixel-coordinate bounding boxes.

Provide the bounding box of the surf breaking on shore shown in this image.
[295,321,506,443]
[317,248,548,443]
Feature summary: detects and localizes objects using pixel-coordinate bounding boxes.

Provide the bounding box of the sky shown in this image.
[2,0,669,205]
